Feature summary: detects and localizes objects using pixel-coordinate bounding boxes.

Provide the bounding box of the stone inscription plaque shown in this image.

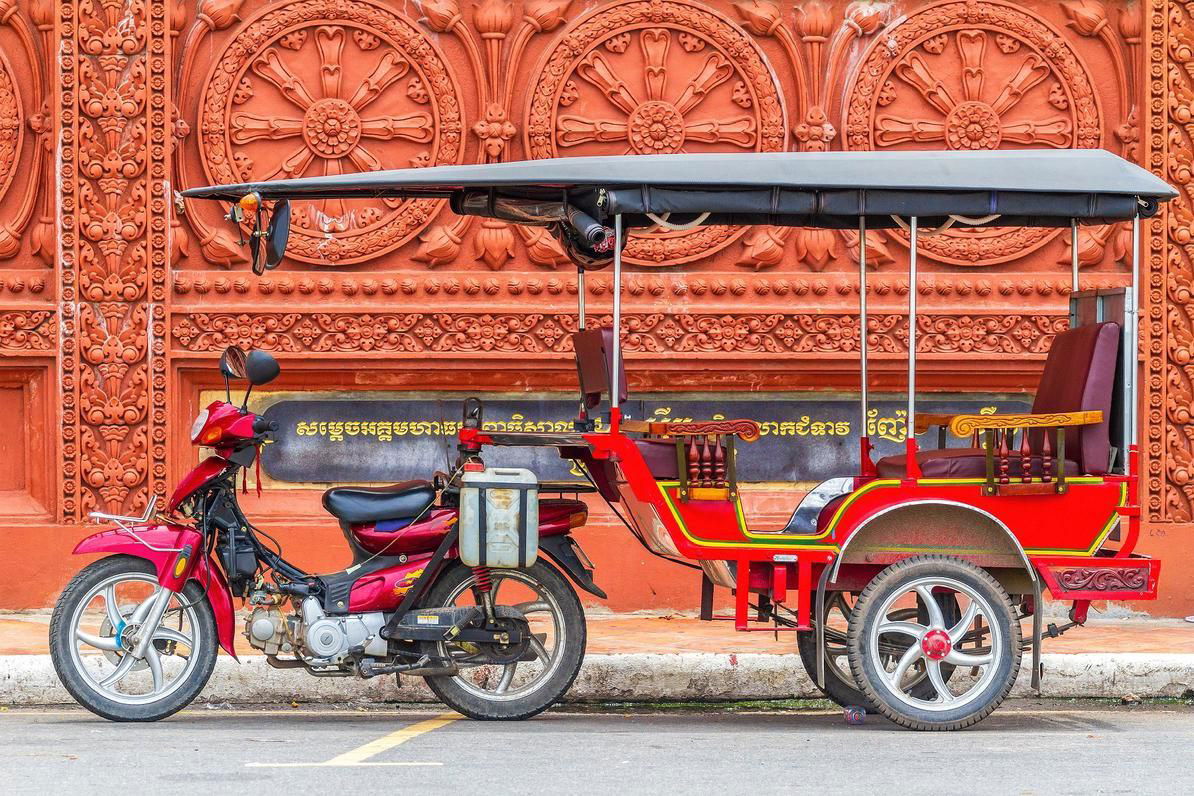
[260,396,1031,485]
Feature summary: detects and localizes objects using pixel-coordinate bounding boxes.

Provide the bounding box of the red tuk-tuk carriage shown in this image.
[68,149,1170,730]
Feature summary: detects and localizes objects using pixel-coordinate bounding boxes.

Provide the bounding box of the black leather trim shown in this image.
[322,480,435,524]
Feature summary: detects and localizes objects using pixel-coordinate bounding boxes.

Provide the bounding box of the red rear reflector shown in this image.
[463,462,485,472]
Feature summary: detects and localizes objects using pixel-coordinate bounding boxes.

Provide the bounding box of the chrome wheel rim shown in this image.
[867,576,999,713]
[68,573,202,706]
[824,594,934,692]
[437,570,567,702]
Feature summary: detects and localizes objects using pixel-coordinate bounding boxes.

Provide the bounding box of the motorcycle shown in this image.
[50,345,603,722]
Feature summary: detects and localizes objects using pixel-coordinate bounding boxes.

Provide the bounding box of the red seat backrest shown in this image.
[573,328,627,410]
[1031,321,1119,475]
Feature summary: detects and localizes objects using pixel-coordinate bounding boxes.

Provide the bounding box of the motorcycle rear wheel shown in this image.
[49,555,218,722]
[422,561,586,720]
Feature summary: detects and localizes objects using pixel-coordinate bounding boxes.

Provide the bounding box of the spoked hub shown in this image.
[437,569,565,701]
[847,557,1021,731]
[798,590,961,710]
[868,577,997,711]
[65,573,202,706]
[421,561,586,720]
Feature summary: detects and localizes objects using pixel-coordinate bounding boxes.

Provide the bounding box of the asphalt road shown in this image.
[1,702,1191,794]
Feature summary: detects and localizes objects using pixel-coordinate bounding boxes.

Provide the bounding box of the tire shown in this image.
[847,556,1021,731]
[50,555,219,722]
[797,591,959,711]
[422,561,586,720]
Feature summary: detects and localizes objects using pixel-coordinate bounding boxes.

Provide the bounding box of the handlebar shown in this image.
[252,417,278,434]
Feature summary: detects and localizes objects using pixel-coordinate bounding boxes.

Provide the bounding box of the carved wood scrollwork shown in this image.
[1150,0,1194,522]
[1056,567,1148,592]
[844,0,1102,265]
[195,0,465,265]
[526,0,787,266]
[169,311,1069,356]
[55,0,169,520]
[24,0,1174,538]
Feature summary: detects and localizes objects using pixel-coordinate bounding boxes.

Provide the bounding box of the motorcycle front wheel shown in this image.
[49,555,218,721]
[422,561,586,720]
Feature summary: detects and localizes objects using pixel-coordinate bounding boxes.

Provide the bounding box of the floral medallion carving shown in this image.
[0,47,23,205]
[844,0,1102,265]
[526,0,786,265]
[199,0,464,265]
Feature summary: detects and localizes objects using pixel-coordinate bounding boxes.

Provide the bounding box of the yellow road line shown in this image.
[324,713,460,765]
[245,712,460,768]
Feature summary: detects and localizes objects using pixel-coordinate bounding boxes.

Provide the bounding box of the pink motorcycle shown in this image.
[50,346,602,721]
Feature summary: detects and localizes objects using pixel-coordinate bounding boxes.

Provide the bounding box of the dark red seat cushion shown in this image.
[876,448,1079,479]
[875,322,1119,478]
[635,438,678,479]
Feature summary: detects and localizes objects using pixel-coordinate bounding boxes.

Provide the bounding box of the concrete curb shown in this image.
[2,653,1193,705]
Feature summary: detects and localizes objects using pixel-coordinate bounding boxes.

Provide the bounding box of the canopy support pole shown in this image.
[905,216,920,480]
[577,267,586,331]
[1126,213,1140,471]
[1071,219,1079,293]
[610,215,623,427]
[859,217,872,474]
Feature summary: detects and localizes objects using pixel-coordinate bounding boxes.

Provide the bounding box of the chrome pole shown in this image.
[577,267,586,330]
[1071,219,1079,293]
[1128,213,1140,452]
[907,216,917,447]
[611,214,622,411]
[859,216,869,440]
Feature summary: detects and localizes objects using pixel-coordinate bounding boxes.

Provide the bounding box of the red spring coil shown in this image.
[473,566,493,593]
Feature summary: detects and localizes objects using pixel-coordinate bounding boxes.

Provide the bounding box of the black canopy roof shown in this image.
[182,150,1175,230]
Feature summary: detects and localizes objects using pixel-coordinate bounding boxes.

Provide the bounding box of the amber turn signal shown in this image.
[238,192,261,213]
[568,511,588,528]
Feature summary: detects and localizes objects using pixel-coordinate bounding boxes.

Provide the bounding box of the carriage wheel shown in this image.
[846,556,1021,731]
[796,591,959,710]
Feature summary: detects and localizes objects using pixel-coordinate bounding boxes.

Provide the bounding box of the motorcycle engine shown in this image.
[244,607,295,656]
[298,597,388,665]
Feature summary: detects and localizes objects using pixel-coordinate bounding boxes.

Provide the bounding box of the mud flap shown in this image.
[540,535,606,599]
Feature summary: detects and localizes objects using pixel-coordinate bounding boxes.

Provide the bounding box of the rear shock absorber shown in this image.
[472,566,493,594]
[473,566,496,623]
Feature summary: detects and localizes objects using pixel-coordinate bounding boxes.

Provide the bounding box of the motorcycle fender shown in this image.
[73,525,239,659]
[539,534,606,599]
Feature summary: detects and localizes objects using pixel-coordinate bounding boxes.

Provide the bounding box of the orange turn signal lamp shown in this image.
[238,192,261,214]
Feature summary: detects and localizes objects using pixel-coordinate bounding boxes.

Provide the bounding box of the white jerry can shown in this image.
[459,467,539,568]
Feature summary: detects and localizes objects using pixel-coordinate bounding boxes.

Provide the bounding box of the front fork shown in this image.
[131,587,176,659]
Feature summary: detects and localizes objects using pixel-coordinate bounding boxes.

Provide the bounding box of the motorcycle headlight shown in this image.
[190,408,210,442]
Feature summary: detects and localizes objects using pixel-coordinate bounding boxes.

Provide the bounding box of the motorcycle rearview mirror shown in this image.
[245,350,280,386]
[264,199,290,269]
[240,350,279,409]
[218,345,248,403]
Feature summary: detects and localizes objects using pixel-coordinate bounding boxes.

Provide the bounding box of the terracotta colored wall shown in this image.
[0,0,1191,616]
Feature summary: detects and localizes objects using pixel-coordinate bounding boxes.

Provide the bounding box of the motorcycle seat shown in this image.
[322,480,436,524]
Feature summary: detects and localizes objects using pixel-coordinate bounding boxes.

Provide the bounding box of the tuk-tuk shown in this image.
[182,149,1174,730]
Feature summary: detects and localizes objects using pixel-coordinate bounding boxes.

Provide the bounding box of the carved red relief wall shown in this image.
[0,0,1189,611]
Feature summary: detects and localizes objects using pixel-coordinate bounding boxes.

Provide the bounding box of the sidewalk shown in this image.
[2,612,1192,705]
[5,612,1193,656]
